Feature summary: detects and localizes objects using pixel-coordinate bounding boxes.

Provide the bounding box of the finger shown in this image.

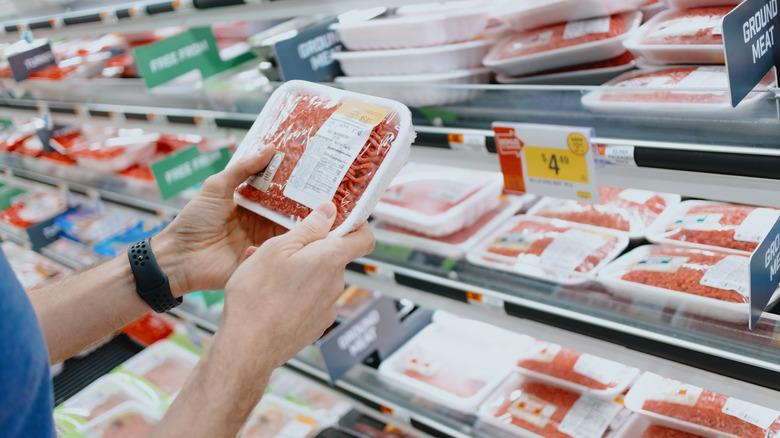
[327,222,376,265]
[208,147,276,196]
[283,202,337,249]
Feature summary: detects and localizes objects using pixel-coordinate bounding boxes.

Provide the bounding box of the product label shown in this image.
[646,15,722,40]
[507,393,557,429]
[558,396,622,438]
[572,354,624,386]
[721,397,779,429]
[676,67,728,93]
[673,213,724,231]
[428,179,482,204]
[540,229,608,271]
[735,208,780,242]
[601,145,636,167]
[491,232,536,254]
[511,30,554,52]
[648,382,703,406]
[447,133,487,152]
[283,101,390,210]
[277,418,315,438]
[247,151,285,193]
[520,341,561,364]
[618,189,655,205]
[633,256,688,273]
[700,255,750,297]
[564,17,611,40]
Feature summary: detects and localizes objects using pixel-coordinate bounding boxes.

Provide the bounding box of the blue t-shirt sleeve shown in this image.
[0,247,56,438]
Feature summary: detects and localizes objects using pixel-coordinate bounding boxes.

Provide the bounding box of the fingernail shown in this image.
[313,202,336,219]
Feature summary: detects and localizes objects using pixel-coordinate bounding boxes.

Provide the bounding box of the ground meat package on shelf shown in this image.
[230,80,414,236]
[625,373,780,438]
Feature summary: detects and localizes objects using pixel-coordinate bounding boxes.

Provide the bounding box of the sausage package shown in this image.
[117,340,200,396]
[515,339,640,398]
[378,311,532,412]
[477,371,631,438]
[483,11,641,76]
[623,7,733,64]
[527,187,681,240]
[466,215,629,284]
[646,200,780,255]
[492,0,645,32]
[624,373,780,438]
[597,245,780,322]
[230,80,415,236]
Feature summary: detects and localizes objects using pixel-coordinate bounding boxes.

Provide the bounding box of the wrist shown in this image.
[150,231,190,299]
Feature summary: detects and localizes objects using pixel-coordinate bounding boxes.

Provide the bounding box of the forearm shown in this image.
[28,234,188,364]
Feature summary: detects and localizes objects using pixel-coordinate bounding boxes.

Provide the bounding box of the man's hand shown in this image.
[152,147,287,297]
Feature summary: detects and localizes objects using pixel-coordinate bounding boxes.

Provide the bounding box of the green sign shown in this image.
[373,241,414,261]
[134,27,256,88]
[200,290,224,308]
[0,183,27,210]
[150,146,231,199]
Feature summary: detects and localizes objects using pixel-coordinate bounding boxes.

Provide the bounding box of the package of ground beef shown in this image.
[515,339,639,398]
[230,80,414,236]
[647,200,780,255]
[527,187,680,240]
[483,11,641,76]
[619,414,708,438]
[478,371,631,438]
[466,215,628,284]
[118,340,200,396]
[625,373,780,438]
[495,51,637,85]
[623,7,734,64]
[493,0,645,32]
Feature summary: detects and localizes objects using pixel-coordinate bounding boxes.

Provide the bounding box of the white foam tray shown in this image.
[493,0,645,32]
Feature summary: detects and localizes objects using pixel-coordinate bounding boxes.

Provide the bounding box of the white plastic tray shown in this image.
[615,414,699,438]
[330,8,490,50]
[484,11,642,76]
[646,200,780,256]
[597,244,780,323]
[333,39,492,76]
[372,194,535,259]
[335,68,491,107]
[58,374,163,422]
[492,0,645,32]
[229,80,414,237]
[466,215,629,285]
[119,340,200,396]
[77,400,162,437]
[666,0,741,8]
[624,373,780,438]
[526,188,681,240]
[495,52,637,85]
[73,133,160,173]
[623,8,730,65]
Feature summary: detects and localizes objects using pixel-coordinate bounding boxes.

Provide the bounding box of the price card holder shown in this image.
[493,122,600,203]
[750,216,780,328]
[318,295,433,383]
[274,18,343,82]
[8,42,56,82]
[150,145,230,199]
[26,207,75,251]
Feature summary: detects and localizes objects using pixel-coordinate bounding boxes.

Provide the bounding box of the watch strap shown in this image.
[128,238,182,313]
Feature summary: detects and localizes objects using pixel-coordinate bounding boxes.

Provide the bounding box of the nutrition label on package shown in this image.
[558,396,622,438]
[540,229,607,271]
[721,397,779,430]
[563,17,611,40]
[700,255,749,297]
[284,100,390,210]
[735,208,780,243]
[572,354,624,386]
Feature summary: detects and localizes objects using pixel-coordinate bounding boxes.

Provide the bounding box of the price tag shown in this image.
[750,216,780,328]
[448,132,487,152]
[493,122,600,203]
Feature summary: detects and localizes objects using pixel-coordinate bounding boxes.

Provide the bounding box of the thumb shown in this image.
[284,202,337,248]
[206,146,276,196]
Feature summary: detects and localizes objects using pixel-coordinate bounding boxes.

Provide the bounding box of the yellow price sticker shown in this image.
[524,146,589,184]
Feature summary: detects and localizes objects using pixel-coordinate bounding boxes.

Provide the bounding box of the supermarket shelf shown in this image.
[344,255,780,409]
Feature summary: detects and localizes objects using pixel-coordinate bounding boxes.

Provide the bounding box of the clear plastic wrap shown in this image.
[0,189,68,228]
[647,201,780,255]
[527,187,680,239]
[76,401,161,438]
[2,241,71,289]
[495,52,636,85]
[492,0,645,32]
[231,80,414,236]
[57,374,162,422]
[118,340,200,396]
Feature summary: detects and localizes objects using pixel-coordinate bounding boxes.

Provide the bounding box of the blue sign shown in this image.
[274,18,343,82]
[723,0,780,107]
[749,216,780,328]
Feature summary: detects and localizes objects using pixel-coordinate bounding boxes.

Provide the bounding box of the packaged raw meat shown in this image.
[230,80,414,236]
[640,0,668,23]
[624,373,780,438]
[238,394,331,438]
[333,39,492,77]
[70,131,160,173]
[92,220,168,257]
[280,379,353,418]
[491,0,645,32]
[41,238,103,268]
[478,371,630,438]
[57,374,162,422]
[335,68,491,107]
[581,66,774,113]
[330,8,490,50]
[666,0,741,9]
[623,7,733,64]
[646,200,780,255]
[527,187,680,239]
[339,409,420,438]
[466,215,629,284]
[372,163,505,237]
[335,286,377,320]
[483,11,641,76]
[118,340,200,396]
[373,194,536,259]
[0,189,69,228]
[123,313,176,347]
[378,311,533,412]
[1,241,71,289]
[597,245,780,322]
[76,401,162,438]
[619,414,707,438]
[494,51,636,85]
[55,207,137,244]
[515,339,639,397]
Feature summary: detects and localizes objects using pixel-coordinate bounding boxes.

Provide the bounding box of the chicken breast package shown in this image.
[477,371,631,438]
[117,340,200,397]
[624,373,780,438]
[74,401,162,438]
[230,80,415,236]
[647,200,780,255]
[527,186,680,240]
[56,374,163,423]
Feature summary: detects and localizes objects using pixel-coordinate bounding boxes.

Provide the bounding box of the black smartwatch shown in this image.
[128,238,182,313]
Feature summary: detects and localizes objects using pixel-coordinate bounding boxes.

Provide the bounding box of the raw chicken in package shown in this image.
[230,80,415,236]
